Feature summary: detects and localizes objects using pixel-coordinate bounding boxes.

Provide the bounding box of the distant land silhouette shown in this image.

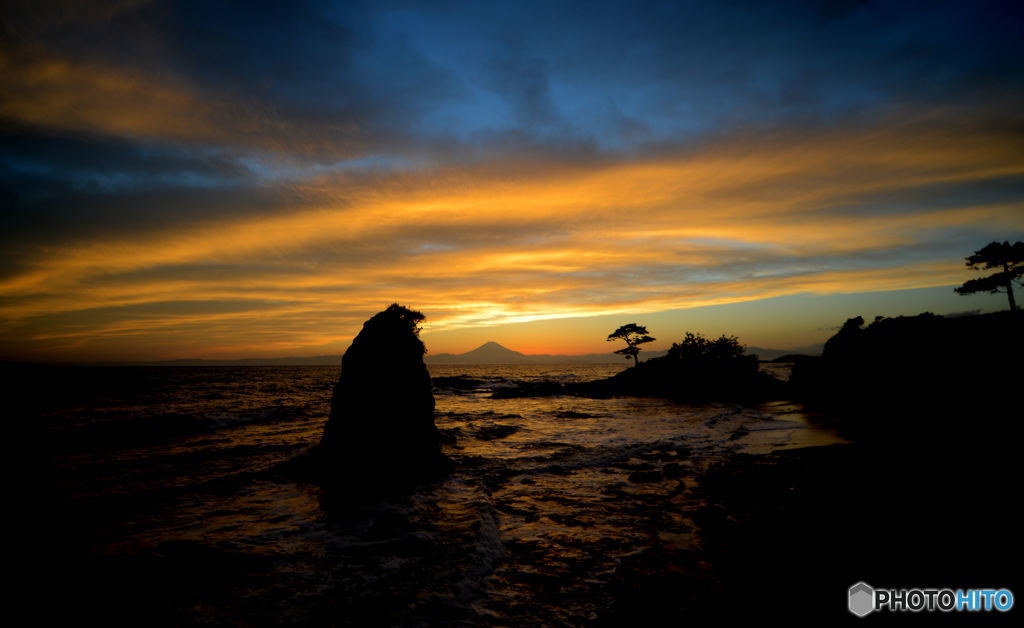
[425,341,611,364]
[50,341,822,366]
[74,355,345,367]
[425,341,823,364]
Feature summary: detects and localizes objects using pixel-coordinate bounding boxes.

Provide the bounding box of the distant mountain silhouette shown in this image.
[62,342,821,366]
[424,341,822,364]
[457,341,527,362]
[75,355,343,367]
[160,355,341,366]
[426,341,653,364]
[745,344,823,361]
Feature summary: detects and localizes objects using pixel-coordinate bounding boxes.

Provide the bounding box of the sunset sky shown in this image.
[2,0,1023,361]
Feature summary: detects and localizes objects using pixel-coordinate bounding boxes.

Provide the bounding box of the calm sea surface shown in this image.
[17,363,838,625]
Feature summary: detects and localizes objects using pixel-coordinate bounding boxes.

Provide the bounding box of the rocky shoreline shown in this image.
[610,439,1021,622]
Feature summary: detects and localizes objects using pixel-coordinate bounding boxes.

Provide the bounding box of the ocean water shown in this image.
[18,363,839,625]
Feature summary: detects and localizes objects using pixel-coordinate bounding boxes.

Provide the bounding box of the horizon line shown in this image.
[0,339,827,366]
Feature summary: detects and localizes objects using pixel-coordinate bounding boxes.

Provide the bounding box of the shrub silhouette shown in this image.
[658,332,760,390]
[586,331,776,400]
[666,332,747,362]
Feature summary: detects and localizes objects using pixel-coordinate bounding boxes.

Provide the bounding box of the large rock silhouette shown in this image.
[319,304,451,492]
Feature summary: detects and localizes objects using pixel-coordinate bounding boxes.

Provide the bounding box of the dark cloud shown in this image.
[2,1,1023,359]
[817,0,872,25]
[825,176,1024,218]
[0,130,249,185]
[4,1,1022,162]
[1,0,463,157]
[482,53,560,130]
[0,176,307,260]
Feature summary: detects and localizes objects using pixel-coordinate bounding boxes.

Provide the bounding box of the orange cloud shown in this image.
[2,116,1023,359]
[0,48,362,155]
[0,50,218,142]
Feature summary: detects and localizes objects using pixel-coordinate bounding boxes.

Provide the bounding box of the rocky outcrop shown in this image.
[319,304,451,493]
[790,310,1024,446]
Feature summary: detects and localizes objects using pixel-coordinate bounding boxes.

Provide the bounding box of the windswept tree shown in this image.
[954,241,1024,311]
[607,323,655,367]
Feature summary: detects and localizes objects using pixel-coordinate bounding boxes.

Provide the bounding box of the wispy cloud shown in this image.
[2,113,1022,358]
[2,1,1023,359]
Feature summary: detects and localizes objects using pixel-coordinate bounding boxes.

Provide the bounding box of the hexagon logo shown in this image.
[849,582,875,617]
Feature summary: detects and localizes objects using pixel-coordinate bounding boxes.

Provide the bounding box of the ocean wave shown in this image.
[25,364,842,624]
